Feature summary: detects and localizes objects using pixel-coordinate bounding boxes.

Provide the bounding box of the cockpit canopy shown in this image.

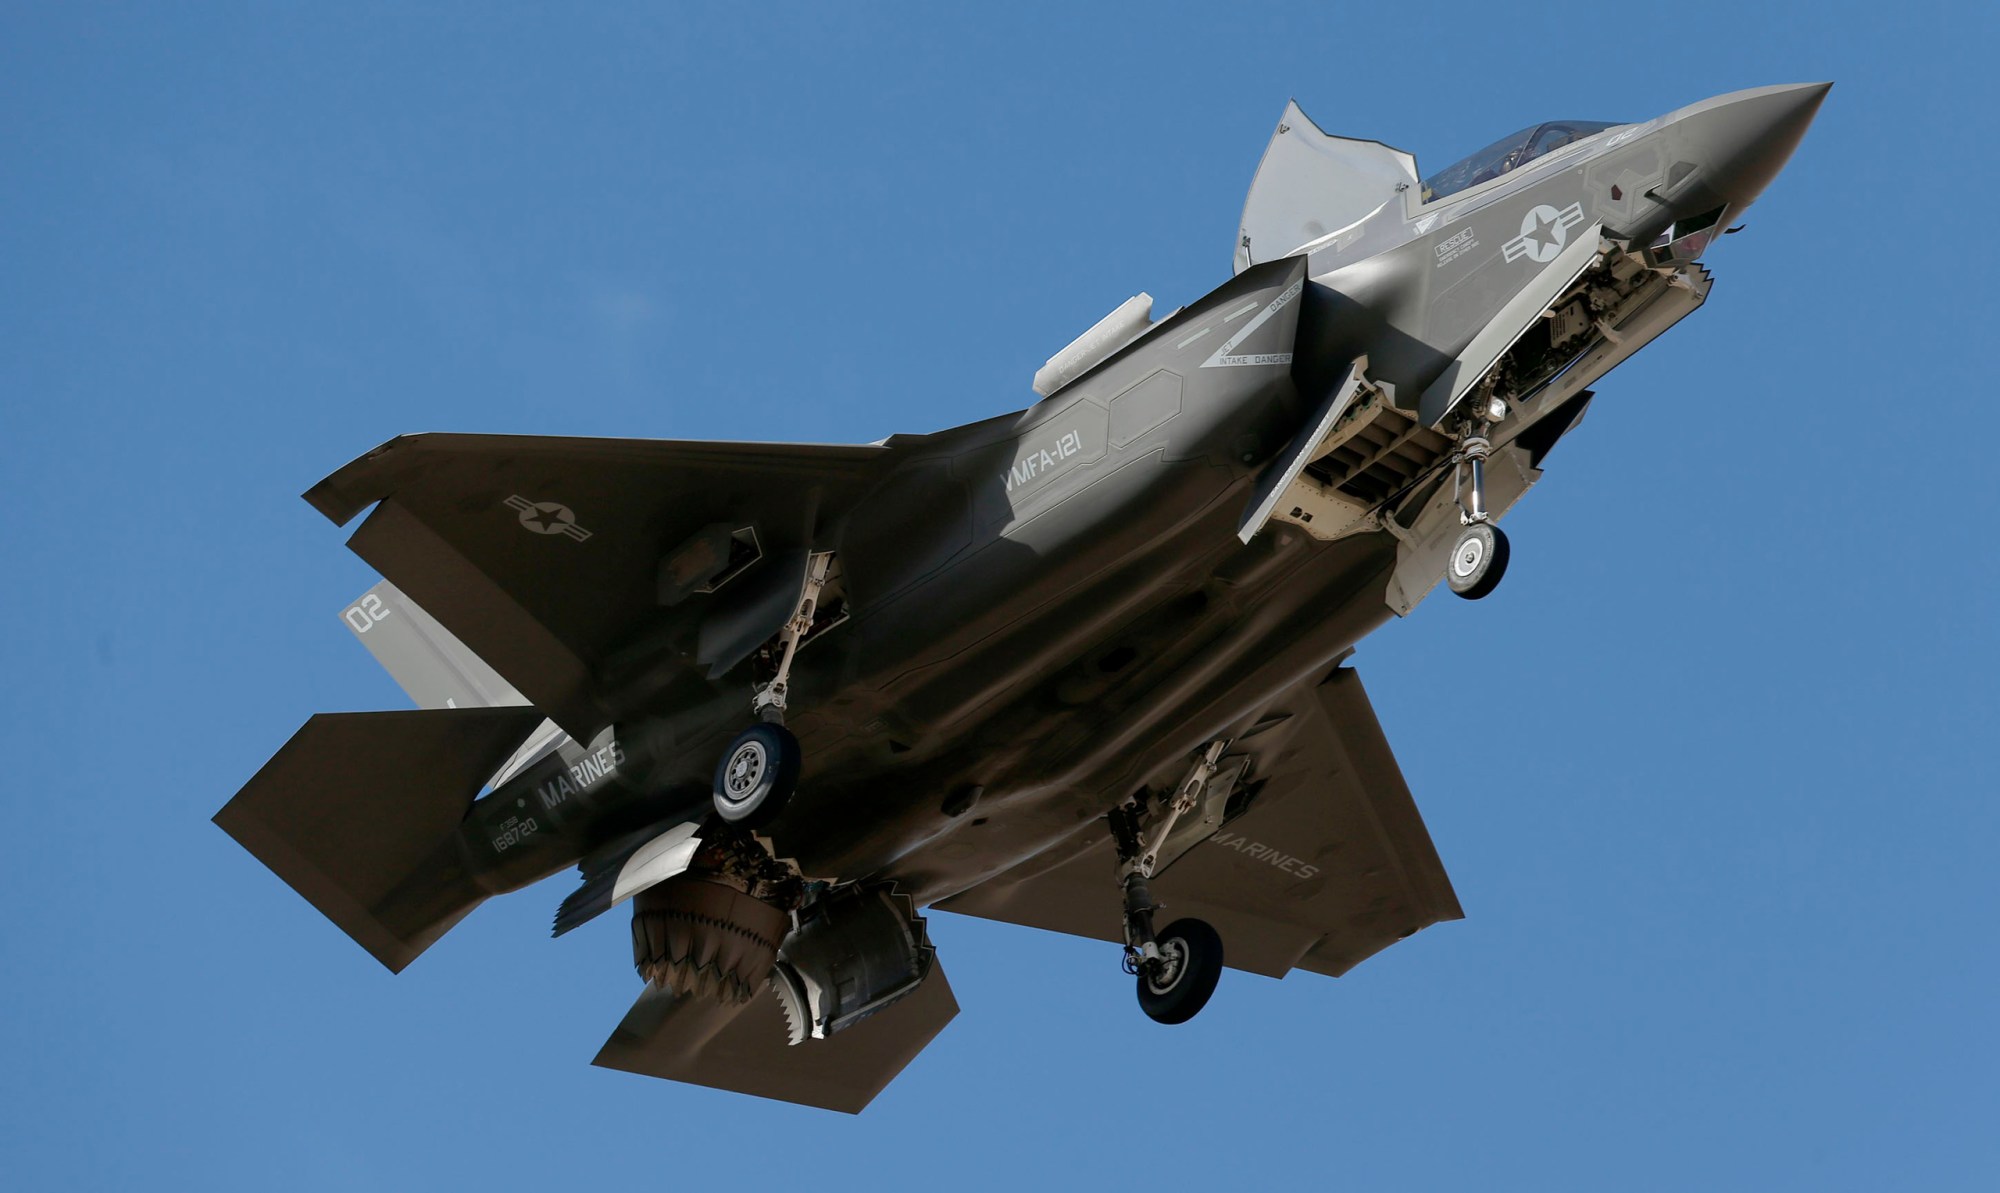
[1420,120,1621,202]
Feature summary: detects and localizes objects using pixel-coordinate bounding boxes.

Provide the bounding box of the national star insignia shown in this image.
[1501,200,1586,264]
[504,494,593,541]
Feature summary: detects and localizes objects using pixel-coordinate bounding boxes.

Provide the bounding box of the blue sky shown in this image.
[3,3,1995,1189]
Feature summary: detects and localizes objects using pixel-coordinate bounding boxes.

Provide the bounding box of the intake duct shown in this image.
[768,885,935,1045]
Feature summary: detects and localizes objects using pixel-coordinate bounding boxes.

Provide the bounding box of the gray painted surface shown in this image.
[218,82,1829,1112]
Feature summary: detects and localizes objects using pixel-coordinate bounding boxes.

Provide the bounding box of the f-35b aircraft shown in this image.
[218,83,1827,1111]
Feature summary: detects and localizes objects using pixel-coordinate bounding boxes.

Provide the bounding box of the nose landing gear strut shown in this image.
[1447,430,1510,600]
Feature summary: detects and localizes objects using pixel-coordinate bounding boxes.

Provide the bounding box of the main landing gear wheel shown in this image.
[712,723,801,826]
[1447,522,1510,600]
[1136,917,1224,1025]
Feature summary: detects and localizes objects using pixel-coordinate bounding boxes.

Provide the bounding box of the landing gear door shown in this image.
[1152,757,1251,878]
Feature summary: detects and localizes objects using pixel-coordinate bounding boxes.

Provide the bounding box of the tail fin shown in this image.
[215,707,544,972]
[340,581,529,710]
[339,580,566,787]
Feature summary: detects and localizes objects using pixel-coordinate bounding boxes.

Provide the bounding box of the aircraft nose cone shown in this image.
[1678,82,1831,209]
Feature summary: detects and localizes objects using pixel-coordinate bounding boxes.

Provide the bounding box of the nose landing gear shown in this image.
[1447,432,1510,600]
[1447,520,1509,599]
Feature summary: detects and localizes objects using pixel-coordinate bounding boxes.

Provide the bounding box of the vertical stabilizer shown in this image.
[339,580,530,710]
[339,580,565,785]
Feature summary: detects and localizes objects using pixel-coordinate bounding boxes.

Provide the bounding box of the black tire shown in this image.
[712,723,802,826]
[1447,522,1510,600]
[1136,917,1224,1025]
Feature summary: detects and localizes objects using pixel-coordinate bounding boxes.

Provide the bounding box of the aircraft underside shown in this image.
[216,81,1825,1111]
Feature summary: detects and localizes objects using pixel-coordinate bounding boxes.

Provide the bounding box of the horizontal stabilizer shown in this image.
[594,962,958,1113]
[215,707,544,972]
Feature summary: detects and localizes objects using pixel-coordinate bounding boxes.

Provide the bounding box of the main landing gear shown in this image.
[710,552,833,826]
[1110,741,1229,1025]
[1135,916,1224,1025]
[1447,432,1510,600]
[713,722,801,826]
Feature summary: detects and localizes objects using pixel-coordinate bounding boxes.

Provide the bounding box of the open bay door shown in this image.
[1236,101,1419,272]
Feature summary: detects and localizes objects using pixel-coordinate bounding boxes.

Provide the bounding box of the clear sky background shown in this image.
[3,3,1994,1189]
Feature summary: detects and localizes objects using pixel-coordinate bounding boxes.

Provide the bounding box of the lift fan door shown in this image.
[1236,100,1418,273]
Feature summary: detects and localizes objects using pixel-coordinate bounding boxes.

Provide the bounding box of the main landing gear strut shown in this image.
[1109,741,1228,1025]
[711,552,834,826]
[1448,429,1510,600]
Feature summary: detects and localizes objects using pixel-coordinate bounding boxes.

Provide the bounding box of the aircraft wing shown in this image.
[305,434,897,741]
[934,666,1461,979]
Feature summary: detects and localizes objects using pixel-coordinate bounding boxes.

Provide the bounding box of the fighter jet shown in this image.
[217,82,1828,1111]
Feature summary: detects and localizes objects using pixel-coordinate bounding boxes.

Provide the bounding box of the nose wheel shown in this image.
[1448,431,1510,600]
[1447,521,1509,599]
